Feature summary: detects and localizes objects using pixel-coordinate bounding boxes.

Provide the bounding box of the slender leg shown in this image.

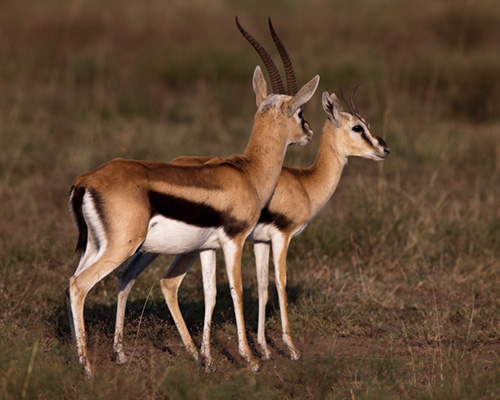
[66,286,77,354]
[114,251,158,364]
[271,234,300,360]
[68,244,140,376]
[253,241,272,360]
[222,239,259,372]
[199,250,217,368]
[159,251,201,361]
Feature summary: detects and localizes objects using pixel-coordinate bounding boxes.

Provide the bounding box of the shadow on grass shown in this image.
[51,281,304,352]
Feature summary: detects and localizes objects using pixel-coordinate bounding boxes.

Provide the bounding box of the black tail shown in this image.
[70,185,88,256]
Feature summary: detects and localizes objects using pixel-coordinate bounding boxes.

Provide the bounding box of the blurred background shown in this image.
[0,0,499,398]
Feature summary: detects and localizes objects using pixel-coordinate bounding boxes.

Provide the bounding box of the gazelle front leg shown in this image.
[114,251,158,364]
[253,241,272,360]
[199,249,217,368]
[159,251,201,362]
[222,238,259,372]
[271,234,300,360]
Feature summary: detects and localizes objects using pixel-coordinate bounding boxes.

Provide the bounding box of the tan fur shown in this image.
[110,90,390,365]
[67,66,319,375]
[249,92,390,358]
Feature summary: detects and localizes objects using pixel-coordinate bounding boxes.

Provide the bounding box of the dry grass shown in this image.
[0,0,499,398]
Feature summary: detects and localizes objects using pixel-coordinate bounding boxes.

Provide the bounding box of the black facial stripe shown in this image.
[378,137,388,147]
[259,207,294,230]
[148,190,249,238]
[361,131,373,146]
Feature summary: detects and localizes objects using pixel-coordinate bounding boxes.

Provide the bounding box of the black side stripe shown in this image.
[259,207,294,231]
[148,190,249,238]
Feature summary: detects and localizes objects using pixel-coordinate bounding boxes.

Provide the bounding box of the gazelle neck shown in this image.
[302,120,348,216]
[243,118,289,208]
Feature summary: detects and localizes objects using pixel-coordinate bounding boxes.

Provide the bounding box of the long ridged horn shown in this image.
[268,17,298,96]
[235,16,286,95]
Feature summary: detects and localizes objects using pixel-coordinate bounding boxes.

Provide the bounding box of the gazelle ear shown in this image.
[253,66,268,107]
[322,92,343,121]
[286,75,320,117]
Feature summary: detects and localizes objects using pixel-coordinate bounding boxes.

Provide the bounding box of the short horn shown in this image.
[235,16,286,95]
[340,86,355,115]
[349,84,362,117]
[268,17,298,96]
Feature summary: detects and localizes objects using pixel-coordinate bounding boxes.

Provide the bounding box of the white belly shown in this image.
[141,215,223,254]
[249,223,273,242]
[249,221,308,242]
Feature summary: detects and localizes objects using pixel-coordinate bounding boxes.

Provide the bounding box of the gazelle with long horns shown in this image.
[67,17,319,375]
[112,18,389,368]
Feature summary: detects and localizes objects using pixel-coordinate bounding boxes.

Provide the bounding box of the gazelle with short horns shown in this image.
[111,18,389,368]
[67,17,319,375]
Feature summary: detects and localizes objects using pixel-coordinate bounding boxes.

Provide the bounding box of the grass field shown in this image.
[0,0,499,398]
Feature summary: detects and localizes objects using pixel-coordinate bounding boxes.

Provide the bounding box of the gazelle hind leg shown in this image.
[160,251,201,362]
[271,234,300,360]
[114,251,158,364]
[68,243,142,376]
[253,241,272,360]
[222,239,259,372]
[67,246,99,349]
[199,250,217,369]
[67,202,106,375]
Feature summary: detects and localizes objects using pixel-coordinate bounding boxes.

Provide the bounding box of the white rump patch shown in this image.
[74,192,108,276]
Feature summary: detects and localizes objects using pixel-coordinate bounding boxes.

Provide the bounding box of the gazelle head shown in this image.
[238,17,319,147]
[252,66,319,146]
[322,90,390,161]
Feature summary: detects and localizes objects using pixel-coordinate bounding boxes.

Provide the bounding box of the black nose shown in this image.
[378,137,388,147]
[384,147,390,156]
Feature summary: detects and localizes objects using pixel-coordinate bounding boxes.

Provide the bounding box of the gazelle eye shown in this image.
[352,125,364,133]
